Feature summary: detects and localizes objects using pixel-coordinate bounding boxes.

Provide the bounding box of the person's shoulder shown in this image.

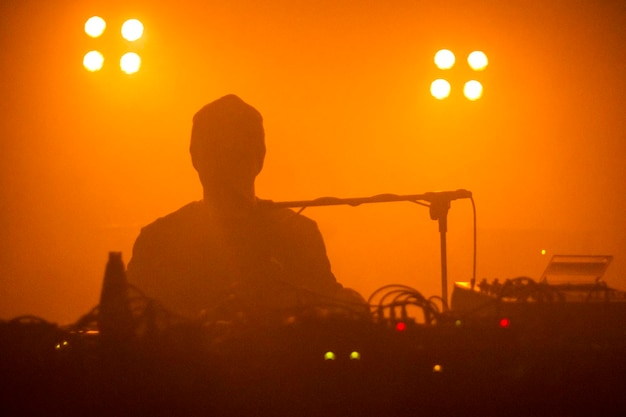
[256,198,319,230]
[139,201,204,235]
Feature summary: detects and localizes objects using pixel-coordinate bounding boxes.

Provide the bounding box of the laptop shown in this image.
[540,254,613,284]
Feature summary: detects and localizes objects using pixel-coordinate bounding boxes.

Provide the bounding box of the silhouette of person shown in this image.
[126,94,364,319]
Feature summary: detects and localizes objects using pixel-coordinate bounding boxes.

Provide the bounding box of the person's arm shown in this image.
[278,211,367,307]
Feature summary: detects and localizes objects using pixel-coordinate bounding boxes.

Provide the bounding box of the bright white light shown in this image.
[464,80,483,101]
[120,52,141,74]
[121,19,144,42]
[83,51,104,72]
[85,16,106,38]
[468,51,488,71]
[434,49,455,70]
[430,79,451,100]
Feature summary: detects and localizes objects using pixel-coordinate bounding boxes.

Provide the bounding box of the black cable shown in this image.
[471,196,477,289]
[367,284,444,325]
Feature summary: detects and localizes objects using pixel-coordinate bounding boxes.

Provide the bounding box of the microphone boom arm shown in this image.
[272,189,473,310]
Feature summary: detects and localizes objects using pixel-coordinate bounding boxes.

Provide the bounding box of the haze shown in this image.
[1,0,624,323]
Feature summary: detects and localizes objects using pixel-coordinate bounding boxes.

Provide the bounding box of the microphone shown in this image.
[422,189,472,202]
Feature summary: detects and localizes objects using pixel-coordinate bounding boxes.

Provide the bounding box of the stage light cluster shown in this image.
[431,49,488,101]
[83,16,145,74]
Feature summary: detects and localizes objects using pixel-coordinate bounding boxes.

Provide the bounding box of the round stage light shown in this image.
[430,79,451,100]
[120,52,141,74]
[85,16,106,38]
[434,49,455,70]
[463,80,483,100]
[468,51,488,71]
[83,51,104,71]
[121,19,144,42]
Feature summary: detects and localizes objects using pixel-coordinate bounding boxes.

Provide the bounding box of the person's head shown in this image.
[190,95,265,201]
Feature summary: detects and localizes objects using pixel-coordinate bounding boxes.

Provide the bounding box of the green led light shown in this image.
[324,351,336,361]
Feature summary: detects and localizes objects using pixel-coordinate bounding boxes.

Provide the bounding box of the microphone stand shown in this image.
[272,190,471,311]
[428,195,451,310]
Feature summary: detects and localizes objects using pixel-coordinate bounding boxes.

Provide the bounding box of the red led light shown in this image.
[499,318,511,328]
[395,322,406,331]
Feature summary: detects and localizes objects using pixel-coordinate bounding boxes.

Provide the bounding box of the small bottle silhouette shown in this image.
[98,252,134,344]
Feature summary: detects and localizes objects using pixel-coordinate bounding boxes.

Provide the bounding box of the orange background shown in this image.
[1,0,625,323]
